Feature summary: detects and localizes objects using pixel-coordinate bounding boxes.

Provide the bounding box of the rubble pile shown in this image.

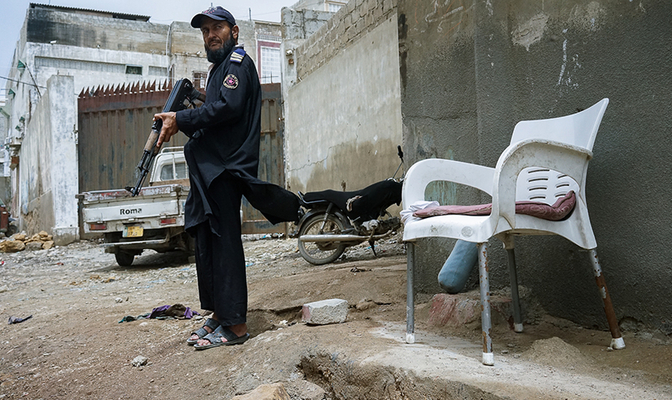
[0,231,55,252]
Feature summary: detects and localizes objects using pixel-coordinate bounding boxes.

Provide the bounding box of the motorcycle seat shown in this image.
[297,191,333,207]
[301,180,402,222]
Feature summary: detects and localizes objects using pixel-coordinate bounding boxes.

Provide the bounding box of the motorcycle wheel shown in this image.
[298,213,347,265]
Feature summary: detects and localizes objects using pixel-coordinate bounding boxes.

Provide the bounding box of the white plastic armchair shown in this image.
[402,99,624,366]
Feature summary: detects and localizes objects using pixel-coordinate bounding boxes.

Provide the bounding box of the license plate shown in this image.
[123,225,143,238]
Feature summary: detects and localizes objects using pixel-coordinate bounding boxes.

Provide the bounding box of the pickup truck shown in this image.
[78,147,192,266]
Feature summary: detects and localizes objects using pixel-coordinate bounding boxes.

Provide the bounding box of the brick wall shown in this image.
[296,0,397,79]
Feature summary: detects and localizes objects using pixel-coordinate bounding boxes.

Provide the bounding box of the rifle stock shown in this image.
[127,79,203,196]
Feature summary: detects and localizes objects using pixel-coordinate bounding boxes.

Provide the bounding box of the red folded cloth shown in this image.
[413,190,576,221]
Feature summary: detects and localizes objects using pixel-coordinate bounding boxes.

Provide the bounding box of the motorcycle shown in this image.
[295,146,405,265]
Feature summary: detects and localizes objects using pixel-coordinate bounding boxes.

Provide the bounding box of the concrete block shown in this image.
[373,5,383,21]
[231,383,291,400]
[428,292,513,327]
[347,0,356,13]
[302,299,349,325]
[360,5,368,18]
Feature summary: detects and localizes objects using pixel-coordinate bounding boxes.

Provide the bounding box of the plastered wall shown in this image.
[283,1,403,194]
[20,75,78,245]
[397,0,672,334]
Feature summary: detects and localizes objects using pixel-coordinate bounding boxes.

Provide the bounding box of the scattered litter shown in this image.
[118,304,199,323]
[8,315,32,324]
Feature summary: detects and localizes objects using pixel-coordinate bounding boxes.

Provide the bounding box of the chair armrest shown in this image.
[402,158,495,206]
[493,139,593,227]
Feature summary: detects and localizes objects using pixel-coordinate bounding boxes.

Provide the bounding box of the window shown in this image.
[125,65,142,75]
[148,66,168,77]
[175,162,187,179]
[160,162,188,180]
[193,72,207,90]
[260,46,281,84]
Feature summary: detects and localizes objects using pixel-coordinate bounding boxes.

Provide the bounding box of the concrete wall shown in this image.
[0,109,9,206]
[281,8,335,120]
[397,0,672,334]
[283,0,402,194]
[20,75,79,244]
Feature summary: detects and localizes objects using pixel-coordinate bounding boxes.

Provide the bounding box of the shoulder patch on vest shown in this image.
[230,47,246,64]
[223,74,239,89]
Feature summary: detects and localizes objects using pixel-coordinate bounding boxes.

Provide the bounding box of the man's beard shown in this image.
[205,34,236,64]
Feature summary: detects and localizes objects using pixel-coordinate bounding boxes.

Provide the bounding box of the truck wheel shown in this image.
[298,213,347,265]
[115,251,135,267]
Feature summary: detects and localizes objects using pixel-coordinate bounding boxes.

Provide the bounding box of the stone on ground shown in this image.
[0,240,25,253]
[231,383,291,400]
[428,292,513,327]
[302,298,348,325]
[25,242,44,251]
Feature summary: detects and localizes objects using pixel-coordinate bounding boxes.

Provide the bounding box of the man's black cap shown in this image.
[191,6,236,28]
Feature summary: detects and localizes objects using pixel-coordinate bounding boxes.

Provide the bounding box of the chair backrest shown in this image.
[510,98,609,151]
[516,167,580,205]
[509,99,608,205]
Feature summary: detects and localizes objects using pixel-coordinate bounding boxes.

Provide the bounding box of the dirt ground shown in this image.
[1,234,671,399]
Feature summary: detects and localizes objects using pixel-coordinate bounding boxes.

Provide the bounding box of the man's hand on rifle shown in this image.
[154,112,179,148]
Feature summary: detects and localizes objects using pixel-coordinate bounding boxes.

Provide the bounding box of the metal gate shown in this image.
[77,81,286,235]
[241,83,287,235]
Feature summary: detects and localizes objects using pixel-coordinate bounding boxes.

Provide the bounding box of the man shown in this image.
[154,6,299,350]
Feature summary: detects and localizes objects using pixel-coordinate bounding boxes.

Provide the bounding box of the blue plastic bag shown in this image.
[438,240,478,294]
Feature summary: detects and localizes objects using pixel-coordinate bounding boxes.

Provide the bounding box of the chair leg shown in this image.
[588,249,625,350]
[478,242,494,366]
[506,248,524,333]
[406,242,415,344]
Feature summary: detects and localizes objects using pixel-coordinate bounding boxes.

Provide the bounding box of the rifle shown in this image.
[127,78,205,196]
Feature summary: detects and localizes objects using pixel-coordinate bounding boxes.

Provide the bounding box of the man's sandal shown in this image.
[193,325,250,350]
[186,318,220,345]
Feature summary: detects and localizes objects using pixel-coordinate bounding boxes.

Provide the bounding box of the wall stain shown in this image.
[398,13,408,93]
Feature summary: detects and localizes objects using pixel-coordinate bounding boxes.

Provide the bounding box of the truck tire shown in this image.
[115,251,135,267]
[298,213,347,265]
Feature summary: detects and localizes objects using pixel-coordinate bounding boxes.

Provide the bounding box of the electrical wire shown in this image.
[0,75,46,89]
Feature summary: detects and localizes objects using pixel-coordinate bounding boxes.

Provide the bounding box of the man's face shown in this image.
[200,18,238,52]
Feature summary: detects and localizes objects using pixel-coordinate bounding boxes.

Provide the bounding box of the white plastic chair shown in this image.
[402,99,624,365]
